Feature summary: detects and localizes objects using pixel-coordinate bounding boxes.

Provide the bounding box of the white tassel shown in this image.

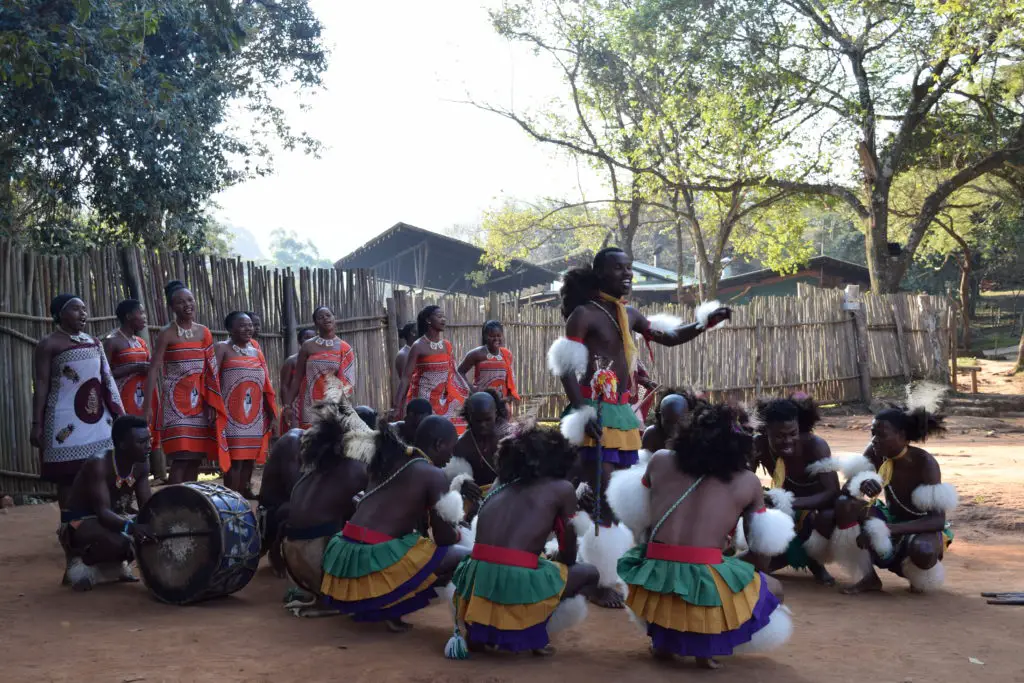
[747,508,796,556]
[902,559,946,592]
[805,457,843,476]
[839,454,877,479]
[733,605,793,654]
[905,381,948,414]
[442,583,469,660]
[434,490,465,525]
[625,606,649,635]
[847,471,883,500]
[606,465,651,537]
[443,456,474,483]
[911,483,958,513]
[862,518,892,558]
[547,337,589,380]
[547,595,588,634]
[560,405,597,446]
[647,313,683,334]
[764,488,795,519]
[695,300,724,330]
[803,530,831,563]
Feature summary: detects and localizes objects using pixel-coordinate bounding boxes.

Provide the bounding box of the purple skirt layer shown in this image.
[466,621,551,652]
[322,540,447,619]
[579,446,639,467]
[647,572,781,658]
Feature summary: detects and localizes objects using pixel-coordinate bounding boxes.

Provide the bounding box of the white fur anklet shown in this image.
[803,530,832,564]
[547,595,588,634]
[902,558,946,592]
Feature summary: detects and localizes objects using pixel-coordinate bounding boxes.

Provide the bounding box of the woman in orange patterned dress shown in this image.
[457,320,520,407]
[283,306,356,430]
[390,305,470,434]
[143,281,228,485]
[215,312,277,496]
[278,327,316,432]
[103,299,159,450]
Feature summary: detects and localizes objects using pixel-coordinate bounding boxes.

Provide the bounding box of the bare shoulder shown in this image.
[803,433,832,460]
[649,448,674,471]
[910,446,941,478]
[734,468,762,493]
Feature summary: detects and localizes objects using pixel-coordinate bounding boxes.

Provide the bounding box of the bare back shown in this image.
[646,450,763,548]
[349,459,448,539]
[259,430,303,507]
[287,460,368,531]
[475,478,576,555]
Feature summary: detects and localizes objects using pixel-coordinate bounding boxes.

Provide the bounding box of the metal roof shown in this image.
[334,222,559,296]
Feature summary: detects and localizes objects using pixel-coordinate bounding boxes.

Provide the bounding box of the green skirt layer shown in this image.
[453,556,565,605]
[321,532,421,579]
[560,399,641,431]
[617,546,755,606]
[872,501,954,546]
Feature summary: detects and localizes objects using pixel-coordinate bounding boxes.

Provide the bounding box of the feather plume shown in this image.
[905,381,947,414]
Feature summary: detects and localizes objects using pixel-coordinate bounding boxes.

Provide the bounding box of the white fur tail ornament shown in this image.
[911,483,958,513]
[734,605,793,654]
[695,300,725,331]
[579,522,632,595]
[435,490,465,526]
[547,595,588,634]
[547,337,589,380]
[906,381,948,414]
[764,488,795,519]
[902,559,946,592]
[829,525,872,581]
[560,405,597,446]
[803,530,831,564]
[606,465,650,538]
[647,314,683,334]
[846,470,883,500]
[747,508,796,556]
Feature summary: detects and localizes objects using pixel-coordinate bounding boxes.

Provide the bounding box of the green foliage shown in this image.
[479,199,614,270]
[0,0,327,252]
[732,199,817,276]
[269,228,330,269]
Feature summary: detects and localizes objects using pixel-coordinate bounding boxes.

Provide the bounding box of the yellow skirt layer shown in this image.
[455,563,568,630]
[582,426,642,450]
[626,567,761,635]
[320,536,438,602]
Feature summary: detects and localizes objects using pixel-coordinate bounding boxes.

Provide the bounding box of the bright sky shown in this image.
[215,1,599,260]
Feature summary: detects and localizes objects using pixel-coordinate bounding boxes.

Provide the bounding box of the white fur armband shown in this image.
[863,517,892,558]
[560,405,597,446]
[805,457,842,477]
[911,483,958,513]
[764,488,795,518]
[647,313,683,334]
[747,507,796,556]
[840,454,876,479]
[443,456,474,483]
[606,465,651,536]
[449,473,473,496]
[569,511,595,538]
[847,471,883,500]
[695,300,723,330]
[434,490,465,525]
[547,337,588,380]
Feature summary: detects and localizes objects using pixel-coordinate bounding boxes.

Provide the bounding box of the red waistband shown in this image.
[471,543,539,569]
[580,387,632,404]
[646,543,723,564]
[342,522,394,545]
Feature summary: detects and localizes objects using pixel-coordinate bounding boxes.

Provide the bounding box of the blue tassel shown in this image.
[444,627,469,660]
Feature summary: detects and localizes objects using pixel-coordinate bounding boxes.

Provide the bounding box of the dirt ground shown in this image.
[3,422,1024,683]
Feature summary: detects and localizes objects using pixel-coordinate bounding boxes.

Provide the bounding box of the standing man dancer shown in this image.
[548,247,730,608]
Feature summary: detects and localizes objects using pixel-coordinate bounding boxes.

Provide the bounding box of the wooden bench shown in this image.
[958,365,982,394]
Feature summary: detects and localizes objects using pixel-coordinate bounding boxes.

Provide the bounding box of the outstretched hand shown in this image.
[705,307,732,329]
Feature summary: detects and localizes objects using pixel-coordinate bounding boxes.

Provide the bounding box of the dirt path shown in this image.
[2,426,1023,683]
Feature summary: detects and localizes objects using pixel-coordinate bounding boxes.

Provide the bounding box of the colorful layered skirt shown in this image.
[320,523,447,621]
[869,501,954,571]
[573,391,642,467]
[619,544,781,657]
[452,544,567,652]
[783,509,813,570]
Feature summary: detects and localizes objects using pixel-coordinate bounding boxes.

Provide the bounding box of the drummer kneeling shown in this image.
[61,415,157,591]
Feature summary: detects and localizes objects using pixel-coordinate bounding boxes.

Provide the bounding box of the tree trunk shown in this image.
[1014,328,1024,374]
[864,191,900,293]
[673,213,686,304]
[958,255,972,351]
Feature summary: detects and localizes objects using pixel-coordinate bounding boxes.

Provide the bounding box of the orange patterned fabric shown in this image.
[296,340,356,429]
[157,327,228,461]
[472,347,520,400]
[407,339,469,434]
[111,335,160,449]
[220,349,277,470]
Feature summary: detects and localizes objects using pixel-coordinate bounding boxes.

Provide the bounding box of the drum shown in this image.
[136,482,260,605]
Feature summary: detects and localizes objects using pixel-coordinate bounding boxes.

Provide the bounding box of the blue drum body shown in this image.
[136,482,260,604]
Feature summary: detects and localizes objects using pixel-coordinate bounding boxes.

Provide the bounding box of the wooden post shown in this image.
[395,289,409,327]
[384,296,399,406]
[754,317,764,395]
[283,271,298,357]
[949,305,959,389]
[487,291,499,321]
[918,296,946,383]
[892,300,912,382]
[850,308,872,404]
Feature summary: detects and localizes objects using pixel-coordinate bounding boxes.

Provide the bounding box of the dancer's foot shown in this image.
[586,585,624,609]
[385,618,413,633]
[696,657,722,670]
[841,571,883,595]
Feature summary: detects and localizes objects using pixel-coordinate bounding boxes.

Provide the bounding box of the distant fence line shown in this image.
[0,238,951,495]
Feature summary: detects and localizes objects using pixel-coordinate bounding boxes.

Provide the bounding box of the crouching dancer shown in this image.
[319,422,469,631]
[752,396,840,584]
[62,415,156,590]
[833,401,956,594]
[446,424,599,658]
[608,402,795,669]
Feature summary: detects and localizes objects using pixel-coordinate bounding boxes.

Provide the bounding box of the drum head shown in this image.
[137,484,225,604]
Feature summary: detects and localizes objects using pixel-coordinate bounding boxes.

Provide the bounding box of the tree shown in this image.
[269,228,330,269]
[1,0,327,251]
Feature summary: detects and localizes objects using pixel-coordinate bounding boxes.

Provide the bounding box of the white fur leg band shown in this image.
[547,337,588,380]
[803,530,831,563]
[902,558,946,592]
[547,595,588,634]
[911,483,958,513]
[862,518,892,559]
[443,456,474,483]
[764,488,795,519]
[695,300,723,330]
[560,405,597,446]
[847,471,883,500]
[434,490,465,525]
[646,313,682,334]
[606,465,651,537]
[747,507,796,556]
[840,454,876,479]
[734,605,793,654]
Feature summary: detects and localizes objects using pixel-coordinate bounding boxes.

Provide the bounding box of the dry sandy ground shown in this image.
[2,424,1023,683]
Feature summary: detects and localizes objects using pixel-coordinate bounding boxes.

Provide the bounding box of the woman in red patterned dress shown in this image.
[215,311,277,496]
[142,281,228,485]
[457,319,520,408]
[283,306,356,429]
[390,305,470,434]
[103,299,159,450]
